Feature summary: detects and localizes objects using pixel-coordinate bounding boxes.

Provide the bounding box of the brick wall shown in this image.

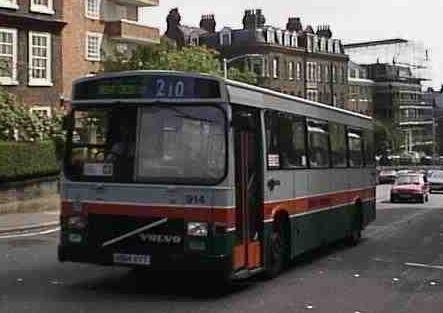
[0,0,64,109]
[61,0,104,99]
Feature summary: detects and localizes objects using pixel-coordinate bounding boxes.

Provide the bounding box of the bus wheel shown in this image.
[346,204,362,246]
[264,217,289,279]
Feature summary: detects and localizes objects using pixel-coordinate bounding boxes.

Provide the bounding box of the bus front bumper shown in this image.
[58,245,232,274]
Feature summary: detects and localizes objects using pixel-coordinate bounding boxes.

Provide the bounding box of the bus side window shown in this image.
[329,122,347,168]
[363,130,375,167]
[265,111,307,169]
[307,119,330,168]
[348,128,363,167]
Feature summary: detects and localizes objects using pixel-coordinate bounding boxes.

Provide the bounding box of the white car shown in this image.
[428,170,443,193]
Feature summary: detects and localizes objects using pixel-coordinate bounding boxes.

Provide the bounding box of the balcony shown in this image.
[105,20,160,44]
[111,0,158,7]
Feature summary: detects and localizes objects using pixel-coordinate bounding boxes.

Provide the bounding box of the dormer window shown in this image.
[219,28,232,46]
[275,30,283,45]
[320,37,326,51]
[284,32,291,46]
[328,38,334,53]
[189,34,199,46]
[334,40,341,53]
[291,34,298,47]
[266,28,275,44]
[306,35,313,52]
[313,36,319,52]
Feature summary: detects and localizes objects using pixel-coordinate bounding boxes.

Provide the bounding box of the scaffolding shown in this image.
[344,39,431,85]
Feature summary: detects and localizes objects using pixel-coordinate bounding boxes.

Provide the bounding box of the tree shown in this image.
[374,119,402,155]
[102,38,257,85]
[0,88,63,142]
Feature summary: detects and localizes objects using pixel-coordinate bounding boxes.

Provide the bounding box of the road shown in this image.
[0,187,442,313]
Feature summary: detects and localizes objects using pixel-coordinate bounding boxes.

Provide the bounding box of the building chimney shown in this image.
[242,9,266,30]
[316,25,332,38]
[286,17,303,32]
[200,14,216,33]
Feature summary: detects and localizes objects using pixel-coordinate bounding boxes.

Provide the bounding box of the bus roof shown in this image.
[71,70,372,129]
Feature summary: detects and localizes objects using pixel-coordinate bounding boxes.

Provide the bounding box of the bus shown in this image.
[58,70,376,281]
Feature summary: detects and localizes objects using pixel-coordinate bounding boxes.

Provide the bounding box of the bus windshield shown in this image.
[65,105,227,184]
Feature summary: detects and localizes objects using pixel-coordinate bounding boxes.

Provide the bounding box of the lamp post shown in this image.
[223,54,264,79]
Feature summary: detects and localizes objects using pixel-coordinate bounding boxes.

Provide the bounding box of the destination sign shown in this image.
[73,74,221,100]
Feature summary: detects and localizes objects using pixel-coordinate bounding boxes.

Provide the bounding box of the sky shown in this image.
[142,0,443,89]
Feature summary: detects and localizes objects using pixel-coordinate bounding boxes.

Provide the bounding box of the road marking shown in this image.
[0,227,60,239]
[404,262,443,270]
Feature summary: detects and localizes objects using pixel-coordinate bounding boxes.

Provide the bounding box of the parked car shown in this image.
[378,170,397,184]
[428,170,443,193]
[390,174,429,203]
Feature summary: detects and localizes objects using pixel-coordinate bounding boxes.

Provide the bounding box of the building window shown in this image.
[219,28,231,46]
[272,58,279,78]
[0,0,18,9]
[307,35,313,52]
[307,62,317,82]
[296,62,302,80]
[275,30,283,45]
[320,37,326,51]
[291,34,297,47]
[288,62,294,80]
[30,0,54,14]
[0,27,18,85]
[85,0,100,19]
[86,32,102,61]
[313,36,319,52]
[284,32,291,46]
[317,64,322,82]
[266,29,275,44]
[307,90,318,102]
[30,106,52,118]
[28,31,52,86]
[328,38,334,53]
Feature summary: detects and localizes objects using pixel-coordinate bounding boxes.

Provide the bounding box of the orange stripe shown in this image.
[264,187,375,219]
[61,187,375,226]
[61,201,236,226]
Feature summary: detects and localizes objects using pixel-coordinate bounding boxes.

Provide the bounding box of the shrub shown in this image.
[0,141,60,182]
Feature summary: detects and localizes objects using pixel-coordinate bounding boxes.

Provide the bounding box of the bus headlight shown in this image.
[68,216,87,229]
[187,222,208,237]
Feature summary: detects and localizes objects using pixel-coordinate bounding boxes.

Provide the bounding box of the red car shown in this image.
[390,174,429,203]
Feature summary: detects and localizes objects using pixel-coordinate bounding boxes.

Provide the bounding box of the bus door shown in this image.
[232,107,263,271]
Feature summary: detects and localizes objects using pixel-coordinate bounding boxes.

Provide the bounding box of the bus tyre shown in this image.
[419,195,425,203]
[264,217,289,279]
[346,204,362,246]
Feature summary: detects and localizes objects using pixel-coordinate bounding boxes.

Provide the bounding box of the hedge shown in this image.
[0,141,61,182]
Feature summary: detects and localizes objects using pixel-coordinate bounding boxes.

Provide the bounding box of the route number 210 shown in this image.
[155,79,185,98]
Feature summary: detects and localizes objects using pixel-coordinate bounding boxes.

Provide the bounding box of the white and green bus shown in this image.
[59,71,376,281]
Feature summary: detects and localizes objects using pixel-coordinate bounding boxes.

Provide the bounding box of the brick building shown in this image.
[346,61,374,116]
[61,0,160,100]
[0,0,65,116]
[166,9,349,107]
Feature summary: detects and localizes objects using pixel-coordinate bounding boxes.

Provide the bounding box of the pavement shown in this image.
[0,211,59,234]
[0,190,442,313]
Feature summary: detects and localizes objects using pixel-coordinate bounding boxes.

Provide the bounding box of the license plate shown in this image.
[398,194,411,199]
[113,253,150,266]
